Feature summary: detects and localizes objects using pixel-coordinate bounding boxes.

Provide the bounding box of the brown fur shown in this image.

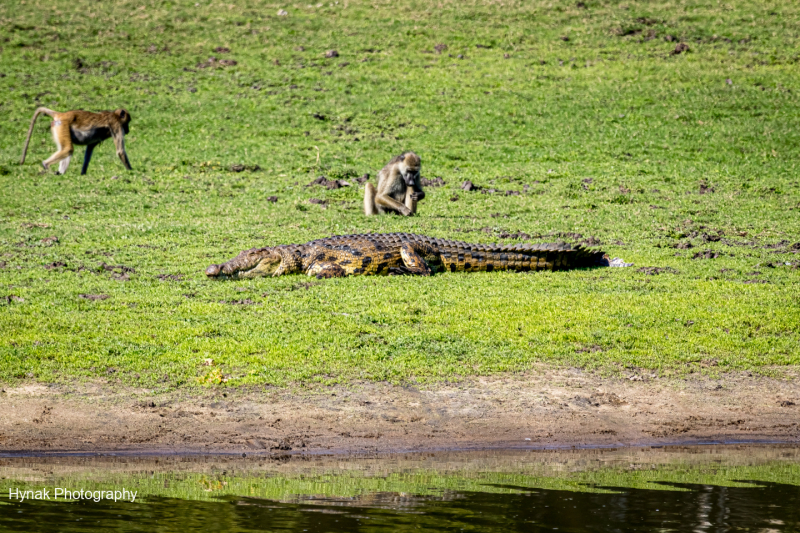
[20,107,133,175]
[364,151,424,216]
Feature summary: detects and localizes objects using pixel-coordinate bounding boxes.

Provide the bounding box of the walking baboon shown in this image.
[20,107,133,175]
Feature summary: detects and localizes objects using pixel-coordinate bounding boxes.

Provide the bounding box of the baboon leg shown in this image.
[42,149,72,172]
[81,144,96,175]
[404,185,417,215]
[375,192,411,216]
[42,128,73,171]
[57,155,72,175]
[364,182,377,215]
[307,262,348,279]
[399,243,432,276]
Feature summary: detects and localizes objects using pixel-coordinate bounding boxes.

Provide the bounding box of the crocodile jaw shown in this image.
[206,248,282,280]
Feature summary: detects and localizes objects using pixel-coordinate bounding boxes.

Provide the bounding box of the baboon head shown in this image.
[115,108,132,134]
[398,151,421,187]
[206,247,282,279]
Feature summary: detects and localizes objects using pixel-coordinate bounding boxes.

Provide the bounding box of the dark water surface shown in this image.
[3,480,800,532]
[1,445,799,532]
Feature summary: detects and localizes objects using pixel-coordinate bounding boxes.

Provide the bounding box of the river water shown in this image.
[1,445,798,532]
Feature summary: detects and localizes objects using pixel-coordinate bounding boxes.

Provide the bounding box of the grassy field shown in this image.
[0,0,798,391]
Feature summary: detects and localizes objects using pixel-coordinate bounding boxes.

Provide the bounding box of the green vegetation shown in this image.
[0,0,798,390]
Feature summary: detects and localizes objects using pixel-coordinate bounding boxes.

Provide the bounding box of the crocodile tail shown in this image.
[568,244,610,269]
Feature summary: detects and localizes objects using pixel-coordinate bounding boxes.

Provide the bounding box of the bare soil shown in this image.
[1,368,799,455]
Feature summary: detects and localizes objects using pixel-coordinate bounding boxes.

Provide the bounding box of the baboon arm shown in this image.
[410,181,425,200]
[112,128,132,170]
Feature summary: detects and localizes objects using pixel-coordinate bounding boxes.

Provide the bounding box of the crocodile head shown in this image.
[206,247,282,280]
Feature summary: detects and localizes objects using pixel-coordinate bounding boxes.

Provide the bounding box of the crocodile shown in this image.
[205,233,631,280]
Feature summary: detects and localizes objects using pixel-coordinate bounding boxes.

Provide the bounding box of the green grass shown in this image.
[1,0,799,390]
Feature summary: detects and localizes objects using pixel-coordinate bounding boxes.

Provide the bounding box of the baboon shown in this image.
[364,151,424,216]
[20,107,133,175]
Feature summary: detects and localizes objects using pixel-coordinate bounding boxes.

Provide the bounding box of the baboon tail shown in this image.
[20,107,57,165]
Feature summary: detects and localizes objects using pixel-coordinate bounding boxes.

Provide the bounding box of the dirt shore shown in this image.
[1,368,799,455]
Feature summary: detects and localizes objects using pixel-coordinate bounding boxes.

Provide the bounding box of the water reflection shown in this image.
[0,446,798,532]
[2,481,798,532]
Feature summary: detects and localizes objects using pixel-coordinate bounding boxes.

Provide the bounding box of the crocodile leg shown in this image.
[399,243,432,276]
[307,262,347,279]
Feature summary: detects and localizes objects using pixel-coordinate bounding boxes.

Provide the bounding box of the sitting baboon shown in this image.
[364,151,424,216]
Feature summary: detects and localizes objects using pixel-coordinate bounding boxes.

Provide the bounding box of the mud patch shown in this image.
[78,294,109,301]
[699,180,715,194]
[637,267,679,275]
[219,299,257,305]
[499,231,532,240]
[576,344,603,354]
[229,164,260,172]
[100,262,136,281]
[308,176,351,189]
[671,43,690,55]
[692,250,720,260]
[420,176,446,187]
[157,274,184,281]
[555,232,603,246]
[284,281,319,291]
[196,56,237,68]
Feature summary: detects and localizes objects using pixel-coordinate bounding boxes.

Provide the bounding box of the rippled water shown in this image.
[1,445,799,532]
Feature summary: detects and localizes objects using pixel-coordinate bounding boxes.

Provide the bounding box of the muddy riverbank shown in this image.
[1,368,798,455]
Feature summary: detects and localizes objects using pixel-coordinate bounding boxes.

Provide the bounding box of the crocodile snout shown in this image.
[205,264,222,277]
